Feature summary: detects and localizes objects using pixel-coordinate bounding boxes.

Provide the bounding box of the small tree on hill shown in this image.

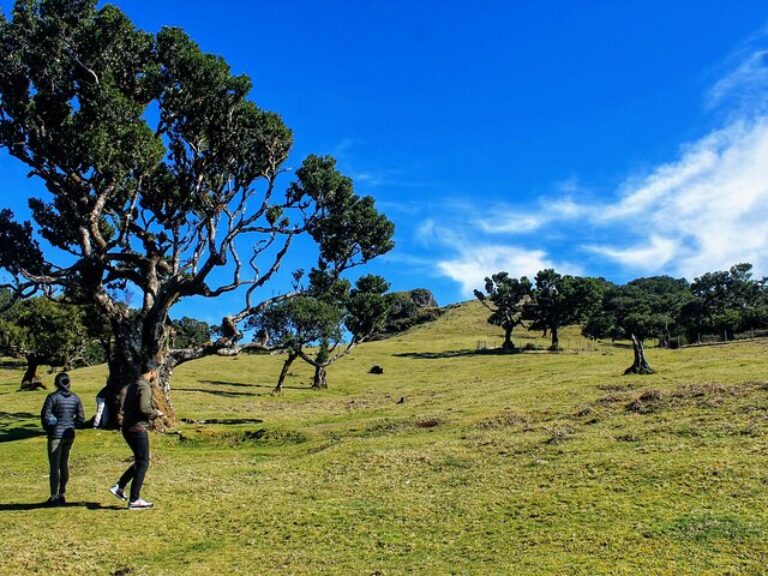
[474,272,532,351]
[523,269,602,351]
[250,273,391,393]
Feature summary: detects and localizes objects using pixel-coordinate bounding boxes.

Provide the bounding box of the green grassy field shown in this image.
[1,301,767,575]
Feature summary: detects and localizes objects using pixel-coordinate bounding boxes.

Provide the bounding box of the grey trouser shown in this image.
[47,438,74,497]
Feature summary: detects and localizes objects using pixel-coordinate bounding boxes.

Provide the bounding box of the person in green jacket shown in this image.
[110,360,164,510]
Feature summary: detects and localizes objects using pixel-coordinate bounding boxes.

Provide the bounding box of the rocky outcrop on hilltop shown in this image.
[378,289,441,337]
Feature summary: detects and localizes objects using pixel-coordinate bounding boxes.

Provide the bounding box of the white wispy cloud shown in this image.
[476,212,549,234]
[437,245,554,296]
[472,194,587,235]
[591,119,768,277]
[586,235,680,271]
[415,218,581,296]
[411,31,768,292]
[706,26,768,113]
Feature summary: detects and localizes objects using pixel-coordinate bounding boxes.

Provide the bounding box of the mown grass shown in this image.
[1,301,768,575]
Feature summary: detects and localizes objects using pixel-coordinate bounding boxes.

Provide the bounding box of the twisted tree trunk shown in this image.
[502,327,515,352]
[21,354,43,386]
[312,364,328,390]
[273,350,297,395]
[549,325,560,351]
[624,333,654,375]
[102,316,174,430]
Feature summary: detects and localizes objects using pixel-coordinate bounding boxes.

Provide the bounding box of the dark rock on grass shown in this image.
[416,418,441,428]
[369,365,384,374]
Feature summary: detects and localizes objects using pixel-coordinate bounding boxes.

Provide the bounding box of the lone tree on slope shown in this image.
[523,269,602,351]
[0,1,393,425]
[474,272,532,352]
[584,276,691,374]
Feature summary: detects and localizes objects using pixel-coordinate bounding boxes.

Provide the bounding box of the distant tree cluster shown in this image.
[476,263,768,374]
[0,287,217,389]
[169,317,211,349]
[0,289,106,386]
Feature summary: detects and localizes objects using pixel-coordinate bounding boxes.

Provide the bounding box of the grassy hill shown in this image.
[1,300,767,575]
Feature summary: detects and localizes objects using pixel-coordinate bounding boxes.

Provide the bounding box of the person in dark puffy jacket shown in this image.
[40,372,85,506]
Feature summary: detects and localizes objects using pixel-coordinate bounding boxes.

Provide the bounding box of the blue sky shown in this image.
[3,1,768,323]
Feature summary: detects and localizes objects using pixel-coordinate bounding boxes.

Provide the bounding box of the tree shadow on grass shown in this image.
[0,411,36,419]
[202,380,260,388]
[394,348,517,360]
[174,387,260,398]
[180,417,264,425]
[203,380,306,391]
[0,412,43,443]
[0,501,124,511]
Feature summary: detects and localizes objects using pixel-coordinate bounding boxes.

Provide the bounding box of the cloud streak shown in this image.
[589,119,768,277]
[412,36,768,294]
[416,218,582,296]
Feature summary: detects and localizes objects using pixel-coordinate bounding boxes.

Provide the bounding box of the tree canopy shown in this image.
[0,291,93,385]
[522,269,602,351]
[474,272,532,351]
[583,276,692,374]
[0,0,394,423]
[687,263,765,342]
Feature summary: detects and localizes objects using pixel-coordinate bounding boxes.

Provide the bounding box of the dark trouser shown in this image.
[47,438,74,497]
[118,428,150,502]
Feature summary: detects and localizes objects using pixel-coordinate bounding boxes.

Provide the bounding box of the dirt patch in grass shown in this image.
[671,381,767,409]
[626,389,665,414]
[180,417,264,425]
[597,393,632,406]
[359,418,412,437]
[597,382,639,392]
[592,380,768,420]
[477,410,533,431]
[544,424,576,444]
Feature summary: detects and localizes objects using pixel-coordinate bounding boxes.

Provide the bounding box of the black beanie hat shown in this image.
[141,359,160,374]
[54,372,71,391]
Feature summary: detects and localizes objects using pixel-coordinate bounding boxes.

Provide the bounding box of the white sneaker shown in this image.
[128,498,154,510]
[110,484,127,501]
